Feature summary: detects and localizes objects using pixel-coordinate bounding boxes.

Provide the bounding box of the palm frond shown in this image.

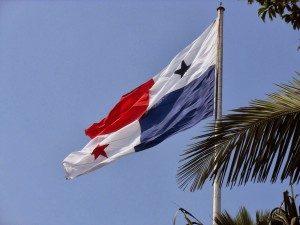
[215,207,254,225]
[177,74,300,191]
[173,208,203,225]
[255,210,270,225]
[215,210,236,225]
[236,207,254,225]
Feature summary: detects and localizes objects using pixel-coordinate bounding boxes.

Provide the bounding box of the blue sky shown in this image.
[0,1,299,225]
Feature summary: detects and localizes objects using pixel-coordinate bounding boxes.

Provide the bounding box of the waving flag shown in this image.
[63,20,218,179]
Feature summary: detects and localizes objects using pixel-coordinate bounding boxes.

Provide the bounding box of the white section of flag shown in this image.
[149,21,217,109]
[63,121,140,179]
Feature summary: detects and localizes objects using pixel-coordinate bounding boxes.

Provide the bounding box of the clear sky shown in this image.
[0,1,299,225]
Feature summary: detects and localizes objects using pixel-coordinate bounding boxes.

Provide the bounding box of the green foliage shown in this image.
[256,210,271,225]
[174,206,269,225]
[215,190,300,225]
[177,74,300,191]
[215,207,257,225]
[269,186,300,225]
[173,187,299,225]
[248,0,300,30]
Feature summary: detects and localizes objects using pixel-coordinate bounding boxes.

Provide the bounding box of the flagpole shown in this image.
[213,4,224,225]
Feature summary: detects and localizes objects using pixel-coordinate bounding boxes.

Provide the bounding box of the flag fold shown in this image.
[63,20,218,179]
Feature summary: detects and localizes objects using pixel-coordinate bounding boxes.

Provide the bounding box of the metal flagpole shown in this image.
[213,3,225,225]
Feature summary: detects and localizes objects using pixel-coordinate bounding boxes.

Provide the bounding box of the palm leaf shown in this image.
[215,210,236,225]
[256,210,270,225]
[177,74,300,191]
[236,207,254,225]
[215,207,255,225]
[173,208,203,225]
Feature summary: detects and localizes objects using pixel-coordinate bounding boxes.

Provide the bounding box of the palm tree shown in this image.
[269,186,300,225]
[215,205,297,225]
[215,207,269,225]
[173,206,270,225]
[218,187,300,225]
[177,75,300,191]
[173,187,299,225]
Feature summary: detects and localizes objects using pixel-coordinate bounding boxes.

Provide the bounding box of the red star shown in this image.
[91,144,109,160]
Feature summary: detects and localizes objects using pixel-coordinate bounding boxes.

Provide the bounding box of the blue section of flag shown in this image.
[134,65,215,152]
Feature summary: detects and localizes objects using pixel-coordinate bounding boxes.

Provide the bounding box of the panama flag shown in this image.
[63,20,217,179]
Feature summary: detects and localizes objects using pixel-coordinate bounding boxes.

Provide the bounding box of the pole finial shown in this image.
[217,2,225,12]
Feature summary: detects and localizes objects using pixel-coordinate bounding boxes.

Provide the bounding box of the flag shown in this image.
[63,20,218,179]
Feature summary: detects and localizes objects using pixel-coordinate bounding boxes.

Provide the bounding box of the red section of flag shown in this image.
[91,144,109,159]
[85,79,154,139]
